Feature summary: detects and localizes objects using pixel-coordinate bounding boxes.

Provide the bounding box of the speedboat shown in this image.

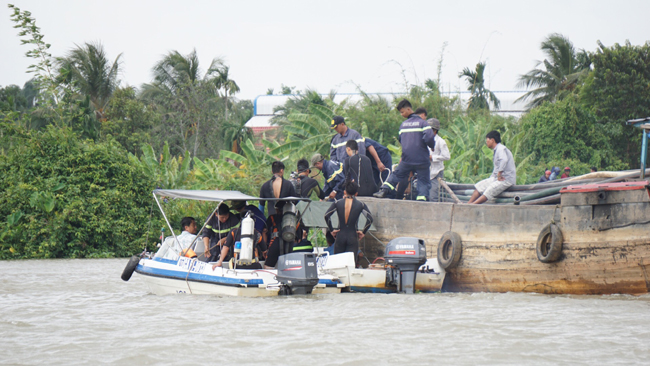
[121,190,444,296]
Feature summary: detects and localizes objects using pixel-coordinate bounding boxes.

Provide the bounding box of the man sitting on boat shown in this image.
[325,180,374,267]
[212,226,267,269]
[155,216,198,260]
[231,200,266,237]
[468,130,517,204]
[202,203,241,262]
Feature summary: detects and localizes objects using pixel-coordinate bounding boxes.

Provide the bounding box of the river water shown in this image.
[1,259,649,365]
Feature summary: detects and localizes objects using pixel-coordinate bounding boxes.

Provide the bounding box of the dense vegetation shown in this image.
[1,4,648,258]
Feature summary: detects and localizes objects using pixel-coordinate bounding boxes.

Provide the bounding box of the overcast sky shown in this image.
[1,0,649,101]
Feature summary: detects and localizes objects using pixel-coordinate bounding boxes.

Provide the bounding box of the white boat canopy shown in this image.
[153,189,307,203]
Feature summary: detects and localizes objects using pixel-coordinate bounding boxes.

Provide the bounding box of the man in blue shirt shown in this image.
[329,116,366,163]
[374,99,436,201]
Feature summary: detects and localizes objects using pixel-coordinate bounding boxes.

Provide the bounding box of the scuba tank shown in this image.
[281,202,298,243]
[237,212,255,265]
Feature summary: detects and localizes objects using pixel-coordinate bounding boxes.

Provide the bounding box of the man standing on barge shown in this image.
[468,130,516,204]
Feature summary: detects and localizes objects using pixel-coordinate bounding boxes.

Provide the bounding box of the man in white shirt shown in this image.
[177,217,198,249]
[468,131,517,205]
[427,118,450,202]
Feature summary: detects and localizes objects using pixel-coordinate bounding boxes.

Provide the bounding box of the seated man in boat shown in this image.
[468,130,517,204]
[291,227,314,253]
[202,203,241,262]
[324,180,374,267]
[155,217,198,260]
[212,226,267,269]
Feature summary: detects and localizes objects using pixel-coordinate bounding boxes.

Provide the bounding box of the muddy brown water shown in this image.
[1,259,649,365]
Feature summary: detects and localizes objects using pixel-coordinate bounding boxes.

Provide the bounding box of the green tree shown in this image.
[516,33,590,109]
[141,49,238,159]
[459,62,500,111]
[580,40,650,167]
[102,87,157,154]
[57,42,122,121]
[519,97,626,172]
[0,124,152,259]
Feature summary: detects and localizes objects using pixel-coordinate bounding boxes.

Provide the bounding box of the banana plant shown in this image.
[131,142,191,189]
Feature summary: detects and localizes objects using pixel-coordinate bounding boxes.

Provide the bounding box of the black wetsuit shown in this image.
[324,197,373,265]
[294,174,325,200]
[343,154,378,196]
[259,175,297,216]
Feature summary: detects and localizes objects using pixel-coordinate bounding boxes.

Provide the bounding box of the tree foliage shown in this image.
[579,40,650,167]
[0,125,152,259]
[459,62,500,111]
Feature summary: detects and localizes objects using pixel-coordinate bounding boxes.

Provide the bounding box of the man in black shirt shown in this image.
[213,226,267,269]
[259,161,297,216]
[201,203,240,262]
[324,180,373,267]
[292,158,325,200]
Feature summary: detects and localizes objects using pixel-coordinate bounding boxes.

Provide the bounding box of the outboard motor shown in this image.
[384,237,427,294]
[237,212,255,266]
[276,252,319,295]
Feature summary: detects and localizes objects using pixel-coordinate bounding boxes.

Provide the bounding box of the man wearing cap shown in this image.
[373,99,436,201]
[292,158,325,200]
[561,167,571,179]
[538,170,552,183]
[310,153,345,201]
[427,118,450,202]
[468,130,517,205]
[329,116,366,164]
[364,138,393,187]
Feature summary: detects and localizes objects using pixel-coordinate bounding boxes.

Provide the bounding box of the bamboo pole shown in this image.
[439,178,461,204]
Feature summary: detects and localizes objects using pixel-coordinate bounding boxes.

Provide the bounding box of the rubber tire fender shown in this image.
[121,255,140,281]
[536,224,563,263]
[437,231,462,269]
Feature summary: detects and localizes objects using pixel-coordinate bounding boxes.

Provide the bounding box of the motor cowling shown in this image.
[384,237,427,294]
[237,213,255,265]
[276,252,319,295]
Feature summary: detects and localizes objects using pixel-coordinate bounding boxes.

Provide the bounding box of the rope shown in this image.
[380,168,392,185]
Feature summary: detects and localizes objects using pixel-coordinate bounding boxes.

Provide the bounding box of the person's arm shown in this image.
[203,236,210,257]
[324,202,337,233]
[360,203,373,235]
[329,135,337,162]
[214,246,230,267]
[493,146,508,177]
[422,121,436,151]
[366,144,386,171]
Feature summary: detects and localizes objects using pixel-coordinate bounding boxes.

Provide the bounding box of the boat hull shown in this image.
[360,184,650,295]
[134,257,344,297]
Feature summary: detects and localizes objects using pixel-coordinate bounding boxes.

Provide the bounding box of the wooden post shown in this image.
[439,178,461,204]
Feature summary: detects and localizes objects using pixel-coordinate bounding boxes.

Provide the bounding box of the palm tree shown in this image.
[459,62,500,111]
[516,33,591,109]
[141,49,227,158]
[211,64,240,120]
[57,42,121,121]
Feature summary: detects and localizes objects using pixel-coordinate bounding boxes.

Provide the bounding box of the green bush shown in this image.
[0,124,153,258]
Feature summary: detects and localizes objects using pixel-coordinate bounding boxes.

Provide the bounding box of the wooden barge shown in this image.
[359,180,650,295]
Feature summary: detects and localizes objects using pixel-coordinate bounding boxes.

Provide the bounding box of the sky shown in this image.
[1,0,649,102]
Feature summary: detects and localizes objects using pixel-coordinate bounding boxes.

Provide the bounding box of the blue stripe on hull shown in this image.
[136,264,265,286]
